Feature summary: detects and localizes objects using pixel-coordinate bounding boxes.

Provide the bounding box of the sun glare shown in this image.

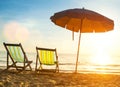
[88,31,114,65]
[3,21,29,42]
[91,52,112,65]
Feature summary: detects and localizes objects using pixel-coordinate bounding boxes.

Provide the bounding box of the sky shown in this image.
[0,0,120,64]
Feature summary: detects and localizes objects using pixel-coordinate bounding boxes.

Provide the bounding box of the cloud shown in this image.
[3,21,29,42]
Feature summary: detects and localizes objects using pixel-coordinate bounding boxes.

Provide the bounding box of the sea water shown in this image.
[1,51,120,74]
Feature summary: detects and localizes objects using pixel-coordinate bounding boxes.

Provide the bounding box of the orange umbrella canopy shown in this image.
[50,8,114,73]
[50,8,114,33]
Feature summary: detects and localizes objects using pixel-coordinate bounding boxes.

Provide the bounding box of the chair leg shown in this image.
[28,62,32,71]
[29,65,32,70]
[38,64,42,70]
[24,62,32,71]
[56,63,59,72]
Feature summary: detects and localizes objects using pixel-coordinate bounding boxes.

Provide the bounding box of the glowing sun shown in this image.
[91,51,112,65]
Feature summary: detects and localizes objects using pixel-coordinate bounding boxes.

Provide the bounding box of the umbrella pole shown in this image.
[75,31,81,73]
[72,31,74,40]
[75,17,83,73]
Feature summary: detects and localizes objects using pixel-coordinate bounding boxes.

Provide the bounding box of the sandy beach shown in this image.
[0,69,120,87]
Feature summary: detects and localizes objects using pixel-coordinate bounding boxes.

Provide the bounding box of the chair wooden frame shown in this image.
[35,47,59,72]
[3,42,32,71]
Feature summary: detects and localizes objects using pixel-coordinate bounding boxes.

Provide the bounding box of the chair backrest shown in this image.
[36,47,57,65]
[3,43,25,63]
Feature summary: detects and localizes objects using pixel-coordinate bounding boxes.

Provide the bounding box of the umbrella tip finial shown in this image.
[82,7,85,9]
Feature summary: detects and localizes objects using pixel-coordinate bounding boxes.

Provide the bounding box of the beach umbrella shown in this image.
[50,8,114,73]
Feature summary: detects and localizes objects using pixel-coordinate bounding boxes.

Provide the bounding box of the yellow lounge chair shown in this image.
[3,42,32,71]
[35,47,59,72]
